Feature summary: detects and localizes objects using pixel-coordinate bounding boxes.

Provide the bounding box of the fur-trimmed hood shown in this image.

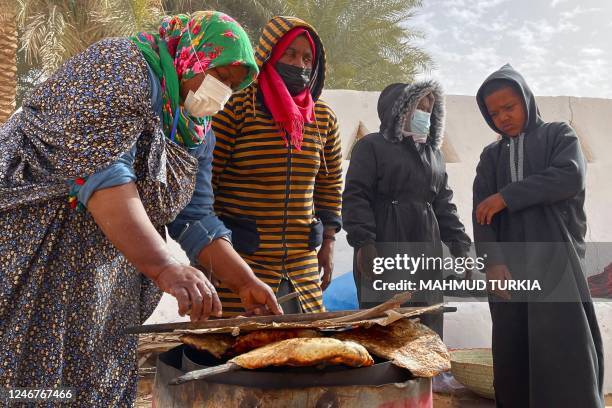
[377,80,445,149]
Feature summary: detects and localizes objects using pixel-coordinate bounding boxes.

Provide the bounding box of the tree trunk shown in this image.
[0,1,18,124]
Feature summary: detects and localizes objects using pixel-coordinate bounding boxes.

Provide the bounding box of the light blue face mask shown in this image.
[410,109,431,135]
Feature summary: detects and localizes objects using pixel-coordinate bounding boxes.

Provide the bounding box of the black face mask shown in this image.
[275,62,312,96]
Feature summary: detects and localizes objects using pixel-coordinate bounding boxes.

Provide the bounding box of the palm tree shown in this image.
[16,40,44,108]
[287,0,432,90]
[0,0,18,123]
[17,0,164,76]
[164,0,431,91]
[14,0,431,98]
[161,0,287,41]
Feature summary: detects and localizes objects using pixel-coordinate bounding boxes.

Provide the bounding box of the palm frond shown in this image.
[15,0,432,90]
[17,0,166,75]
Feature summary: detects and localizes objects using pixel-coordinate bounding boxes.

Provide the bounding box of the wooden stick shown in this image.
[125,303,455,335]
[327,291,413,323]
[126,310,376,334]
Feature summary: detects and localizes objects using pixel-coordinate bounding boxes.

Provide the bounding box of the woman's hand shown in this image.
[356,243,378,283]
[153,262,222,321]
[88,183,222,321]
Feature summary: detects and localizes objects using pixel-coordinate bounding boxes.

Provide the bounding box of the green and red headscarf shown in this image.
[132,11,258,147]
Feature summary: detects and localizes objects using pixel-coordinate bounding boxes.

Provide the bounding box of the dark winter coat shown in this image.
[342,81,471,326]
[344,81,470,253]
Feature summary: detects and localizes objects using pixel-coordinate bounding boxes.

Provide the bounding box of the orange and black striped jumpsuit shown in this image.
[211,16,342,315]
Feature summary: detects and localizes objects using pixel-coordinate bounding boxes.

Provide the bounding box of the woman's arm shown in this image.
[342,138,378,248]
[88,182,221,321]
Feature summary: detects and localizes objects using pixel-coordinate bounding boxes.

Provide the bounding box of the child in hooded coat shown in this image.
[473,64,603,408]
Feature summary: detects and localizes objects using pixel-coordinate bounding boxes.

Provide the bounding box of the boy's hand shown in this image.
[486,264,512,300]
[476,193,507,225]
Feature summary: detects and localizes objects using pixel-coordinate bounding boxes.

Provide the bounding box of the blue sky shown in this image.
[411,0,612,98]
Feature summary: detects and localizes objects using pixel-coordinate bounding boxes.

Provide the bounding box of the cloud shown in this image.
[473,0,509,9]
[481,11,512,32]
[507,18,579,64]
[581,48,605,57]
[465,47,505,70]
[444,0,510,25]
[449,26,474,45]
[409,10,446,44]
[414,0,612,98]
[447,7,479,22]
[550,57,612,97]
[560,6,603,20]
[528,19,579,37]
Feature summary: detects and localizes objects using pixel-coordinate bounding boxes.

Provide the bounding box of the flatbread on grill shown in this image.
[232,329,322,354]
[179,329,323,358]
[179,333,234,359]
[333,319,450,377]
[230,337,374,369]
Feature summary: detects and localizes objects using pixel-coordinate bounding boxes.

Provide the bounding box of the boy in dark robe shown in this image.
[473,64,603,407]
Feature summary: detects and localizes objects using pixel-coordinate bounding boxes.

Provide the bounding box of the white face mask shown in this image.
[184,74,233,118]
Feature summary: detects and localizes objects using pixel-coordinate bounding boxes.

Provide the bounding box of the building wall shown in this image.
[154,90,612,391]
[322,90,612,242]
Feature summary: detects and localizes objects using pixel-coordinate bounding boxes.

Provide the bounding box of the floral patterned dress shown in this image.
[0,38,198,406]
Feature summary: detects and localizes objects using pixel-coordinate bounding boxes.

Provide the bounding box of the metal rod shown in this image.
[169,362,241,385]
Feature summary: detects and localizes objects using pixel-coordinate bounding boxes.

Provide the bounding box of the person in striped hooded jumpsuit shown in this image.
[212,16,343,315]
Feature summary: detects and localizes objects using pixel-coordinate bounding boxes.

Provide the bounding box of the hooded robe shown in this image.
[473,64,603,408]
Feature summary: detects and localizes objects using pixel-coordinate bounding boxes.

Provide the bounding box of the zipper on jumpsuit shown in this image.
[280,140,292,284]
